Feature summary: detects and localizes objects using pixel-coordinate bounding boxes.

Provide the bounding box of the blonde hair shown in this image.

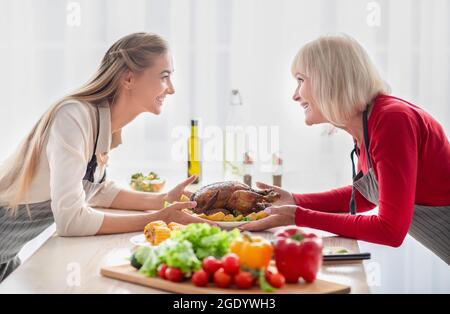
[0,32,168,213]
[291,34,390,126]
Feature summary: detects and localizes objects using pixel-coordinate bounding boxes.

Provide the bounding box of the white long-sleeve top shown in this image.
[22,100,123,236]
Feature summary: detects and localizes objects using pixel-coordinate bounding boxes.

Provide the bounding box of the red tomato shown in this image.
[221,253,240,275]
[266,270,286,289]
[202,256,223,275]
[213,268,232,288]
[192,269,209,287]
[157,263,168,279]
[234,271,254,289]
[165,267,184,282]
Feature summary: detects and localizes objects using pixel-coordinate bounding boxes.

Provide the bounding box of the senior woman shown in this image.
[241,34,450,265]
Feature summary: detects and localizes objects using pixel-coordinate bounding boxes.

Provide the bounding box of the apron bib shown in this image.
[0,105,107,281]
[349,109,450,265]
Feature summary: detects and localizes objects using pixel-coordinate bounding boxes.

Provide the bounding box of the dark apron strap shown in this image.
[83,106,101,183]
[349,107,372,215]
[362,109,372,168]
[349,145,358,215]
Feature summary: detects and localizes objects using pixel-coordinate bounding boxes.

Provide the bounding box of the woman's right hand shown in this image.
[255,182,296,206]
[97,201,215,235]
[158,201,217,225]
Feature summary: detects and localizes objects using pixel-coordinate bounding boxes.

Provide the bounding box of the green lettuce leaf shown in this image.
[171,223,240,259]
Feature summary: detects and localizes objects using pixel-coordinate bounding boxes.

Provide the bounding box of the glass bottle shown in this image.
[223,89,246,181]
[243,152,253,187]
[188,119,201,184]
[272,153,283,187]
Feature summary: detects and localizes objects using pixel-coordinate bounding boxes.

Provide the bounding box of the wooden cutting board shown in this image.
[101,264,350,294]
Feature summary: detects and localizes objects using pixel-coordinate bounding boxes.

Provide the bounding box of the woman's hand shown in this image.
[109,175,198,211]
[164,175,197,203]
[255,182,296,206]
[97,201,215,235]
[239,205,297,231]
[159,201,217,225]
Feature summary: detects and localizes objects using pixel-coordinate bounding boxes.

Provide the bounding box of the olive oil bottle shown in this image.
[187,119,201,183]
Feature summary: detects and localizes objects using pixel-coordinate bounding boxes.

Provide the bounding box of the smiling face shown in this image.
[292,72,327,125]
[125,52,175,115]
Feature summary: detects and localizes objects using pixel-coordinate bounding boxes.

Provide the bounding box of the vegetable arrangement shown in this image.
[132,224,238,278]
[130,224,323,292]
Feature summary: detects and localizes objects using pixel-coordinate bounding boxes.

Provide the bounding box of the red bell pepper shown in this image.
[274,227,323,283]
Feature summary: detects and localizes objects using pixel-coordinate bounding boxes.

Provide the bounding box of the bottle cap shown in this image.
[273,153,283,166]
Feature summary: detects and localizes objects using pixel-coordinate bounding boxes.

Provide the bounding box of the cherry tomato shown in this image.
[192,269,209,287]
[157,263,168,279]
[266,270,286,289]
[202,256,223,275]
[165,267,184,282]
[213,268,232,288]
[234,271,254,289]
[221,253,240,275]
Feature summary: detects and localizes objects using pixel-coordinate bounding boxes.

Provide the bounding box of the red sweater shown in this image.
[293,95,450,247]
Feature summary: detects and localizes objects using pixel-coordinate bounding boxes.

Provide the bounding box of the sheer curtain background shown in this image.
[0,0,449,292]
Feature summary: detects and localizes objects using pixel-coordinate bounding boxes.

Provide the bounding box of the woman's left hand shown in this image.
[164,175,197,203]
[239,205,298,231]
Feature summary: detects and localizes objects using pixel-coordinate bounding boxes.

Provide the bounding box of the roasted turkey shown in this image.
[190,181,280,216]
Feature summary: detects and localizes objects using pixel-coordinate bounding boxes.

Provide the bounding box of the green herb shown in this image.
[259,268,276,292]
[131,172,144,180]
[147,172,160,180]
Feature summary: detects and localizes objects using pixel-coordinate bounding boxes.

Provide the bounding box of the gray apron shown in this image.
[0,106,107,282]
[349,109,450,265]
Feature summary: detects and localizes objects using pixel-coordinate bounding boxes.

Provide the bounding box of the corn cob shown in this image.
[152,226,171,245]
[143,220,188,245]
[144,221,171,245]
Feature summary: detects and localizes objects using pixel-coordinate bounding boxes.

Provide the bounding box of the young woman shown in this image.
[241,34,450,265]
[0,32,208,281]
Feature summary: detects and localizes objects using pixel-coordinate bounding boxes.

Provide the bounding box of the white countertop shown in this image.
[0,217,370,294]
[1,167,448,293]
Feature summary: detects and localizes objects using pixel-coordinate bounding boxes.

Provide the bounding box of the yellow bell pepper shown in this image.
[230,233,273,269]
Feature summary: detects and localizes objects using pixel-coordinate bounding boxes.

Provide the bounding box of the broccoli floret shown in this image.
[131,172,144,180]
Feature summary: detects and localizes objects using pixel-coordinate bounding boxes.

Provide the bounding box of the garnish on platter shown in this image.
[181,181,278,227]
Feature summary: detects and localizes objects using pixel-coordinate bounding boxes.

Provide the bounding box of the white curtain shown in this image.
[1,0,448,191]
